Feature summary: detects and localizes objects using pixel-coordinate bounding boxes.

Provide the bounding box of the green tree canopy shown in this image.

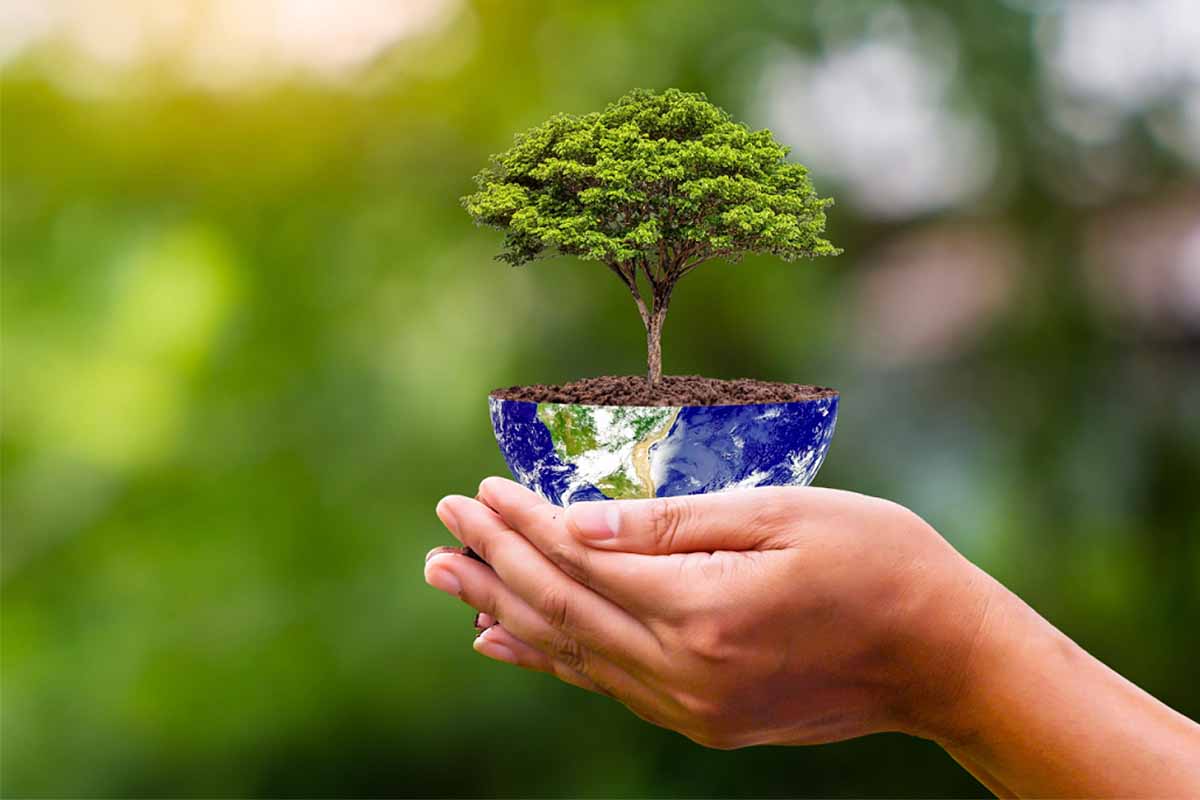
[463,88,839,383]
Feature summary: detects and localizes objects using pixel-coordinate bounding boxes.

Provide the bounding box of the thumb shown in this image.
[564,488,791,555]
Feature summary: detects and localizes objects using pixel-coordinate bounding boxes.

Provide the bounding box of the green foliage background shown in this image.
[3,1,1199,797]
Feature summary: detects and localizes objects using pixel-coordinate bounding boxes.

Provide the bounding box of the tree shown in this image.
[463,88,839,385]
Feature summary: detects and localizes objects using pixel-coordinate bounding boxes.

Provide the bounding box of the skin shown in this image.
[424,477,1200,798]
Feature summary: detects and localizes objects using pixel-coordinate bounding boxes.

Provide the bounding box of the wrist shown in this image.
[887,555,1013,745]
[914,571,1200,797]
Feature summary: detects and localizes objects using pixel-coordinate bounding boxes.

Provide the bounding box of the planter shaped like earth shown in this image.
[490,390,838,506]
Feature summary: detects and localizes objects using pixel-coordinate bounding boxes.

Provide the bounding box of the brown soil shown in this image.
[490,375,838,407]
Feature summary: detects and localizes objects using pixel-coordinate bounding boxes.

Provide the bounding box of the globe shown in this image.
[489,395,838,506]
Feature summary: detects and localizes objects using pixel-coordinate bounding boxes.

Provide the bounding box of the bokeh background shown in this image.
[3,0,1199,796]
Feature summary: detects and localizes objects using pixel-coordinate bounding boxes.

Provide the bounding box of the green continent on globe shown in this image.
[537,403,681,499]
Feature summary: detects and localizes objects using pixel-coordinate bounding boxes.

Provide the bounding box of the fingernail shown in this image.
[425,546,457,563]
[567,501,620,540]
[474,629,517,664]
[424,558,462,596]
[436,498,459,534]
[475,612,497,630]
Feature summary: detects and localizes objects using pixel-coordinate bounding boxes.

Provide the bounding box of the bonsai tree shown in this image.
[463,88,839,386]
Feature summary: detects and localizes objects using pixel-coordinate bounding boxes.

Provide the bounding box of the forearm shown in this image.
[936,578,1200,798]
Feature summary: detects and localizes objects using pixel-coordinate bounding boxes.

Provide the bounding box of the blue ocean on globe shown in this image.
[489,395,838,506]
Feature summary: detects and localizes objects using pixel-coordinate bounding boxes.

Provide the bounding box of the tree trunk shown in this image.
[646,309,665,385]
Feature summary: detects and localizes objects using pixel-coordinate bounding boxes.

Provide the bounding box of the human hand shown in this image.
[423,478,996,749]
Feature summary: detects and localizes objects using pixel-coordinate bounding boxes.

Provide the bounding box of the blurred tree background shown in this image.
[2,0,1198,796]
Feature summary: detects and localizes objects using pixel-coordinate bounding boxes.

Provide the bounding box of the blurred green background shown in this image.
[3,0,1199,796]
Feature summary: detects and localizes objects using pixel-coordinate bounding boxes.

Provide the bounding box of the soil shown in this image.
[490,375,838,407]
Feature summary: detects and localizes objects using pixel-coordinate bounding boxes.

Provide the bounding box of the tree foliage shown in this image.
[463,88,840,382]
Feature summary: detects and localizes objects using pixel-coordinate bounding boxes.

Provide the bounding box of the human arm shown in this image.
[423,478,1200,796]
[937,584,1200,797]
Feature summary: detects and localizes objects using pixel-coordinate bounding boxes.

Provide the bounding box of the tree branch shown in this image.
[634,255,660,312]
[606,260,651,327]
[676,252,712,279]
[670,241,701,278]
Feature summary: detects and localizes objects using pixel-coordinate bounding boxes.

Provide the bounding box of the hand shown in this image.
[423,478,995,748]
[425,478,1200,795]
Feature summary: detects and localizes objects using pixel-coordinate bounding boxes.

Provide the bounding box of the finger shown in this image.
[427,544,489,568]
[473,625,603,694]
[426,551,576,658]
[426,545,467,562]
[474,627,676,730]
[429,553,675,722]
[424,550,651,692]
[431,552,667,709]
[435,494,664,669]
[474,612,498,631]
[564,486,802,555]
[473,624,551,669]
[475,627,671,722]
[475,477,671,613]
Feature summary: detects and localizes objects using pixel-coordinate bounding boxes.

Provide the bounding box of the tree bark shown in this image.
[609,259,680,386]
[646,307,666,385]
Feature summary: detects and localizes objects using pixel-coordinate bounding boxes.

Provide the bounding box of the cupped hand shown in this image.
[424,478,997,749]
